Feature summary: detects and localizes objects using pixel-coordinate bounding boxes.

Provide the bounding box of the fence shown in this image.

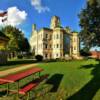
[0,51,8,64]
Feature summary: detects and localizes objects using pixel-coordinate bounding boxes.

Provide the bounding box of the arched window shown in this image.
[74,38,76,42]
[57,44,59,48]
[56,34,59,39]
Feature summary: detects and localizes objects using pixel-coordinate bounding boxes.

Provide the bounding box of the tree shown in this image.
[1,25,30,59]
[1,25,24,52]
[18,38,30,52]
[79,0,100,51]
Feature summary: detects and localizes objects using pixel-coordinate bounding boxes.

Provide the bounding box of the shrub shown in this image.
[35,55,43,61]
[80,50,91,57]
[17,54,23,59]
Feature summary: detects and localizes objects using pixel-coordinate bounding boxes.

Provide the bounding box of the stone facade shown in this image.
[30,16,80,59]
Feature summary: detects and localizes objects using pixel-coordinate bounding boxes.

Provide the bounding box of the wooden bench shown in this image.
[18,74,48,95]
[0,81,8,92]
[0,67,48,99]
[0,81,8,85]
[0,67,43,94]
[0,67,43,83]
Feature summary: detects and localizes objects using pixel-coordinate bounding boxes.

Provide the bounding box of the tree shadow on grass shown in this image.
[67,60,100,100]
[0,91,7,97]
[46,74,63,92]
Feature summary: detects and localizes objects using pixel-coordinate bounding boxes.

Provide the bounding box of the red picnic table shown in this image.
[0,67,43,97]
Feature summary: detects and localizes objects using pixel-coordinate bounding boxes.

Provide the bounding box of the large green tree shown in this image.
[79,0,100,51]
[1,25,30,53]
[18,38,30,52]
[1,25,24,51]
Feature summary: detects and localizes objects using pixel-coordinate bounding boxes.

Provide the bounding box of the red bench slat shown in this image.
[0,81,8,85]
[19,74,49,95]
[19,83,37,95]
[0,67,43,83]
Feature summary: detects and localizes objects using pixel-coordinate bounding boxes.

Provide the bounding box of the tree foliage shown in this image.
[18,38,30,52]
[79,0,100,50]
[1,25,30,52]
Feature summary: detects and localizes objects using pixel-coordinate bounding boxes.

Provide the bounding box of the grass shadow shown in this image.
[67,60,100,100]
[46,74,63,92]
[0,59,37,67]
[0,91,7,97]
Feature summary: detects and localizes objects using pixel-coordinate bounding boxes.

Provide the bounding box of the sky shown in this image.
[0,0,86,39]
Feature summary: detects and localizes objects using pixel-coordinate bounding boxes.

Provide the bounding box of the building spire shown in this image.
[50,16,61,29]
[32,24,36,32]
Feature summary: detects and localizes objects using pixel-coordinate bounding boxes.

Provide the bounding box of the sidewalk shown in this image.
[0,64,38,77]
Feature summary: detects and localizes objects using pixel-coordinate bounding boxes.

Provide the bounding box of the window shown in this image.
[56,53,58,57]
[50,54,52,58]
[45,34,48,38]
[56,34,59,39]
[60,44,62,48]
[45,44,48,49]
[45,54,48,58]
[49,45,51,49]
[74,38,76,42]
[57,44,59,48]
[60,34,63,39]
[74,46,76,50]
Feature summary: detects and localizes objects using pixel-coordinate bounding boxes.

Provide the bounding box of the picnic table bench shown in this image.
[0,67,48,99]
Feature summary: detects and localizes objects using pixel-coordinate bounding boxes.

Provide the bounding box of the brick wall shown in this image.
[90,51,100,59]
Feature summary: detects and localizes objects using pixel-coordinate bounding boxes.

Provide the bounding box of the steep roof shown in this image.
[38,27,53,33]
[42,27,53,31]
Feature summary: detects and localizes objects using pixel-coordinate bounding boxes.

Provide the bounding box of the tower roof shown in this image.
[52,16,60,19]
[50,15,61,29]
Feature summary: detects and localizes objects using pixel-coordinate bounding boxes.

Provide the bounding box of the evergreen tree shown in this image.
[79,0,100,51]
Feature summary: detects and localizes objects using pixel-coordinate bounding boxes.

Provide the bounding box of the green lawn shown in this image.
[0,59,100,100]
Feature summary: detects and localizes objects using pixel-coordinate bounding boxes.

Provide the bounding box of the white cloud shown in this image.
[31,0,50,13]
[0,17,4,26]
[0,7,27,26]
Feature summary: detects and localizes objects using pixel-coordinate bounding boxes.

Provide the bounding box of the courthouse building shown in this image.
[30,16,80,59]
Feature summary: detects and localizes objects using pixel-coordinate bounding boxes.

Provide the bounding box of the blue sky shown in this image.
[0,0,86,39]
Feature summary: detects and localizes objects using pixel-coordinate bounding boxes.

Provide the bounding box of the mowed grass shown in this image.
[0,59,100,100]
[38,59,100,100]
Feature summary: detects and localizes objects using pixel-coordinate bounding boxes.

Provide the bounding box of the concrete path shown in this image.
[0,64,38,77]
